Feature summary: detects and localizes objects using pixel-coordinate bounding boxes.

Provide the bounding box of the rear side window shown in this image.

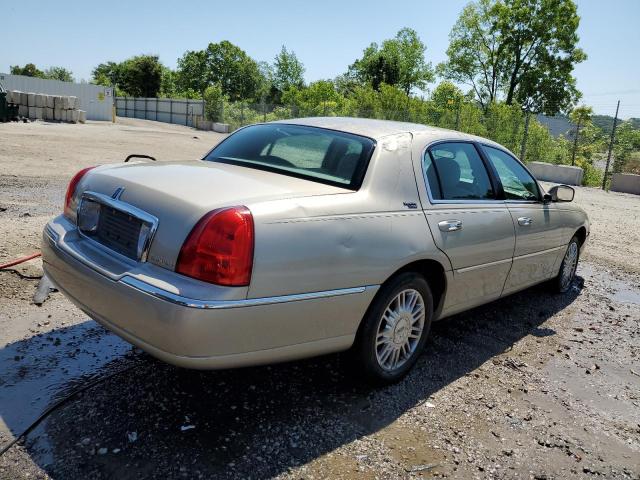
[481,146,540,201]
[423,142,494,200]
[205,124,375,189]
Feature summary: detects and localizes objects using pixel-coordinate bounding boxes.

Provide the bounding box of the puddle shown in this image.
[0,321,134,440]
[578,264,640,306]
[613,288,640,305]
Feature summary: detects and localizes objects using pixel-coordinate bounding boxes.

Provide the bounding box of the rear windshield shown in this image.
[203,124,376,189]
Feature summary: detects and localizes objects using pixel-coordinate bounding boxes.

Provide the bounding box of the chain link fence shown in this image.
[204,99,638,188]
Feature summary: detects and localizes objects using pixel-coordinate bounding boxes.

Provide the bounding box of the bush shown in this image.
[203,84,225,122]
[576,158,603,187]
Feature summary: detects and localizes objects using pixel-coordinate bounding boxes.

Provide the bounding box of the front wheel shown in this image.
[551,236,580,293]
[353,273,433,385]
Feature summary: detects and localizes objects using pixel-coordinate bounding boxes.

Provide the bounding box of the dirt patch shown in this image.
[0,119,638,479]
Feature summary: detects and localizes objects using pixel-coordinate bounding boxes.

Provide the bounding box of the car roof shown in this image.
[270,116,513,157]
[270,116,475,141]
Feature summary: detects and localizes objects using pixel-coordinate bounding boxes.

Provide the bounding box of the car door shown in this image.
[480,145,564,294]
[420,141,516,315]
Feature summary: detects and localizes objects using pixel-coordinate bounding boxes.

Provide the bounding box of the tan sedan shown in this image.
[42,117,588,384]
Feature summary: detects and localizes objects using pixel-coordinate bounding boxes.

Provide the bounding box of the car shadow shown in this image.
[3,276,583,479]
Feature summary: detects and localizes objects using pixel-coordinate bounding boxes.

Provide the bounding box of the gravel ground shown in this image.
[0,119,638,479]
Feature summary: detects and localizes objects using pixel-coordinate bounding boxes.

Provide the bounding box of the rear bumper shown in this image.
[42,218,378,369]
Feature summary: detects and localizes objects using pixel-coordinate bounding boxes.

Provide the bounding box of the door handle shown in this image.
[517,216,533,226]
[438,220,463,232]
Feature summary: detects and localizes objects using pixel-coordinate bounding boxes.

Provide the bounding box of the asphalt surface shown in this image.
[0,119,638,479]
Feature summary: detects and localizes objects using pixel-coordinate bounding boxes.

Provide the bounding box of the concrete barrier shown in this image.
[213,122,231,133]
[610,173,640,195]
[528,161,584,186]
[78,110,86,123]
[8,90,21,103]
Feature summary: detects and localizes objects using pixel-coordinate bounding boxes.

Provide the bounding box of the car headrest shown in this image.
[437,159,461,194]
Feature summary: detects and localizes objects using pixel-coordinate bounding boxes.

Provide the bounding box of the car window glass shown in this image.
[482,146,540,201]
[205,124,375,189]
[267,134,333,169]
[424,143,494,200]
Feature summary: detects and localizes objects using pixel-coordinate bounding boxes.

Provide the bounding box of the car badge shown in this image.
[111,187,125,200]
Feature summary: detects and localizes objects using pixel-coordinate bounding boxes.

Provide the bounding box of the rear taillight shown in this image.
[176,206,254,286]
[64,166,96,221]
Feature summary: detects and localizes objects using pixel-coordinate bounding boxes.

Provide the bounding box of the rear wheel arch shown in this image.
[387,259,446,316]
[356,259,447,340]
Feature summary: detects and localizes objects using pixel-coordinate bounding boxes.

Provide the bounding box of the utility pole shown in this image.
[520,111,531,161]
[570,117,582,166]
[602,100,620,191]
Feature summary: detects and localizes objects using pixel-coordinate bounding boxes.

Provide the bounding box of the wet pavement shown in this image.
[1,262,639,479]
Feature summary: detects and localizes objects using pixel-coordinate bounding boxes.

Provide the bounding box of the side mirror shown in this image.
[547,185,575,202]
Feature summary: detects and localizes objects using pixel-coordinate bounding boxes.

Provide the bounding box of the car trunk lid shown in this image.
[78,160,347,270]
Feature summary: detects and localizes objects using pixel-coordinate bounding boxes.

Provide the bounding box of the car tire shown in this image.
[353,272,433,385]
[551,235,581,293]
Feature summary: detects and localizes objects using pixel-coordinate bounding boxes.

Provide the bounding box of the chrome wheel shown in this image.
[560,241,578,290]
[375,289,425,372]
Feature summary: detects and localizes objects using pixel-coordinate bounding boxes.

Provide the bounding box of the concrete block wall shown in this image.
[528,161,584,186]
[610,173,640,195]
[6,90,86,124]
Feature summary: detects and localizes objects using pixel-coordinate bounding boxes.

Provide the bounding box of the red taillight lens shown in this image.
[176,206,254,286]
[64,166,96,220]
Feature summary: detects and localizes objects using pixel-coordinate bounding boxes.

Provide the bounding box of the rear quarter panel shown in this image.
[247,133,451,298]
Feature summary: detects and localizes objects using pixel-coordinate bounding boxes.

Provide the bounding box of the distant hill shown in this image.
[536,113,640,138]
[536,114,573,137]
[592,115,640,134]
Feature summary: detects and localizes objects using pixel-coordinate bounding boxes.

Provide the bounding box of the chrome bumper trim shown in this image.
[120,276,370,310]
[46,221,373,311]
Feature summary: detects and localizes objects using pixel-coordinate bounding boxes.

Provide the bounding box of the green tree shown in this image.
[282,80,348,117]
[205,41,263,101]
[118,55,163,97]
[176,50,209,95]
[203,83,226,122]
[349,28,434,95]
[43,66,74,82]
[568,105,593,165]
[177,42,263,101]
[613,122,640,173]
[440,0,585,114]
[272,46,305,93]
[10,63,45,77]
[92,61,123,87]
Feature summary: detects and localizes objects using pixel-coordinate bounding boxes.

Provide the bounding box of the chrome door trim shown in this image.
[455,257,512,274]
[120,276,375,310]
[513,245,565,261]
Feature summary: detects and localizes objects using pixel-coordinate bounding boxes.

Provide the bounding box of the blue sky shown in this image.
[2,0,639,118]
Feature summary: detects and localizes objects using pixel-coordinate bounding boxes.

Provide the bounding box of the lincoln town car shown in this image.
[42,117,588,383]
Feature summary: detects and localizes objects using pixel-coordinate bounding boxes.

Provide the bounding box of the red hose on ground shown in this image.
[0,252,41,270]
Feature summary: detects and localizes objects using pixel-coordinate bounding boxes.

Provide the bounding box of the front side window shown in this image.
[424,142,494,200]
[481,146,540,201]
[204,124,375,189]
